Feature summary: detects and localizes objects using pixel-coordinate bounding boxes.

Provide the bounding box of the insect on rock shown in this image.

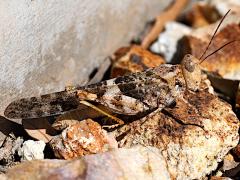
[4,10,235,127]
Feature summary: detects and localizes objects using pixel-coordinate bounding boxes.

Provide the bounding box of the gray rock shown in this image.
[0,0,171,117]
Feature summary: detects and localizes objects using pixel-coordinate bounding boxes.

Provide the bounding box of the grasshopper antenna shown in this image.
[199,9,231,60]
[199,39,240,64]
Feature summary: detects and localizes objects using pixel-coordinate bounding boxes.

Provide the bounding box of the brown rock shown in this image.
[111,45,165,77]
[50,119,117,159]
[184,3,220,28]
[112,78,239,179]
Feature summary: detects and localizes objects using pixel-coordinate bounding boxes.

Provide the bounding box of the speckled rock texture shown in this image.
[50,119,117,159]
[113,87,239,179]
[0,0,171,116]
[3,146,171,180]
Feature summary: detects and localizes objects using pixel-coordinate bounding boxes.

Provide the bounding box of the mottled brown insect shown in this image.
[4,10,233,126]
[4,63,188,120]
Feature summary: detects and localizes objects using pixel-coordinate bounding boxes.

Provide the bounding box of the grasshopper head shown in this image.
[181,54,201,91]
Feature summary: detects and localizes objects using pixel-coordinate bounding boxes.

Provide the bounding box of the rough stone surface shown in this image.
[4,146,171,180]
[18,140,46,161]
[0,0,171,116]
[111,45,165,78]
[50,119,117,159]
[112,79,239,179]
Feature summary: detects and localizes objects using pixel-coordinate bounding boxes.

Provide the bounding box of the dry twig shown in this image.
[141,0,189,49]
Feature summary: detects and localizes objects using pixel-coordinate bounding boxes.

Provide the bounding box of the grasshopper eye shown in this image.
[183,55,195,73]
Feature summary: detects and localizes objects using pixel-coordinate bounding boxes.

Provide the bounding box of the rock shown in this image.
[183,2,220,28]
[49,119,117,159]
[222,153,239,171]
[150,22,192,62]
[209,0,240,16]
[111,45,165,78]
[4,146,171,180]
[190,13,240,42]
[0,174,7,180]
[0,134,23,172]
[0,0,171,118]
[112,79,239,179]
[18,140,46,161]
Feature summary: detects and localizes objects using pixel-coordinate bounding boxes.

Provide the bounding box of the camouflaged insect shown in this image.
[4,54,202,123]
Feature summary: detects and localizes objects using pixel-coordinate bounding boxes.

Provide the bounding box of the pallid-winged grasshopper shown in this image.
[4,10,234,126]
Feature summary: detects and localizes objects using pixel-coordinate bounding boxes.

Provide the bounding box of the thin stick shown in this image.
[141,0,189,49]
[199,9,231,60]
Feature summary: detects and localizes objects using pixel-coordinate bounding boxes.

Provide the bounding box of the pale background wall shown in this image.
[0,0,171,116]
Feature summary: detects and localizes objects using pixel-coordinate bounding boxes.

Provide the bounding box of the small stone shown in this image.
[18,140,46,161]
[111,45,165,77]
[150,21,191,62]
[50,119,117,159]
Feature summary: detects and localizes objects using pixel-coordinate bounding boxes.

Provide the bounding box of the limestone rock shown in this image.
[18,140,46,161]
[112,86,239,179]
[4,146,171,180]
[50,119,117,159]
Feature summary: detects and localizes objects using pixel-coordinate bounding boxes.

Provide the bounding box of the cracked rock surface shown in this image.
[113,84,239,179]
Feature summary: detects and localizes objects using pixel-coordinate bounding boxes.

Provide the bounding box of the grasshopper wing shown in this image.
[4,90,80,119]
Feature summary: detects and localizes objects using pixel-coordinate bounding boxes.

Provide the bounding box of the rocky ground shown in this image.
[1,0,240,179]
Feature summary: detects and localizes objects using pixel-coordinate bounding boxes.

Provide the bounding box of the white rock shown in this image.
[150,21,191,62]
[18,140,46,161]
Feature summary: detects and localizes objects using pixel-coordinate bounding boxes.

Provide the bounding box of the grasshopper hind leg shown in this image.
[79,100,124,129]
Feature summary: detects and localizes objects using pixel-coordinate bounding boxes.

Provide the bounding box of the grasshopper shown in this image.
[4,10,234,127]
